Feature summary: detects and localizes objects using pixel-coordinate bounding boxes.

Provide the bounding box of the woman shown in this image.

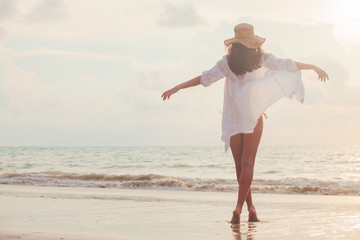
[161,23,328,224]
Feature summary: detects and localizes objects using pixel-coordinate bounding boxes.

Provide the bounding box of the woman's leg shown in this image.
[230,134,257,214]
[230,117,263,224]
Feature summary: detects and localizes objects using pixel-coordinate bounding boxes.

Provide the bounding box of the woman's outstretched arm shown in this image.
[295,62,329,82]
[161,75,201,100]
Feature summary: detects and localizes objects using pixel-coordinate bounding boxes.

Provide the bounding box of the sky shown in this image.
[0,0,359,146]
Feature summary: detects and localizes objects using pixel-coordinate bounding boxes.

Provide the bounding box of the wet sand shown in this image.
[1,184,360,239]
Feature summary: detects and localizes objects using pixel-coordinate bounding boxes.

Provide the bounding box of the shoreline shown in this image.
[1,184,360,239]
[2,171,359,196]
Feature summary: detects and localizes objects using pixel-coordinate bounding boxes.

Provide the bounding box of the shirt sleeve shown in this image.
[200,56,228,87]
[261,53,298,72]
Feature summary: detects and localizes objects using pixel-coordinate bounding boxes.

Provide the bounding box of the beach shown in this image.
[1,146,359,239]
[1,184,360,240]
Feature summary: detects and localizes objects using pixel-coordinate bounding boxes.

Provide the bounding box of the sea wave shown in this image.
[1,171,359,196]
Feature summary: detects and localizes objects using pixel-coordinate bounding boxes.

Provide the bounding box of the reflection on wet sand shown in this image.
[231,222,257,240]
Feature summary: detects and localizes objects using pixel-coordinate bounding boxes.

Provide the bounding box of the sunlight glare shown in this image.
[330,0,360,42]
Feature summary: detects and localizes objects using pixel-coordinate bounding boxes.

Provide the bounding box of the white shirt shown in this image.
[200,53,304,151]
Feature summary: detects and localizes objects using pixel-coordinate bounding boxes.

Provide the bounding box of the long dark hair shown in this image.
[226,43,263,75]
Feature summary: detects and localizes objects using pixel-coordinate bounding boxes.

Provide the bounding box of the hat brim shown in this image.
[224,35,265,49]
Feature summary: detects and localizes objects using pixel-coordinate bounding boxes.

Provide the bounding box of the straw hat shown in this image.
[224,23,265,49]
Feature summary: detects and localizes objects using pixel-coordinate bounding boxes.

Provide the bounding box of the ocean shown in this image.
[0,146,359,196]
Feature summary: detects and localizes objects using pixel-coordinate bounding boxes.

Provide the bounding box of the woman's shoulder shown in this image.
[260,52,297,72]
[215,55,230,71]
[261,52,275,62]
[219,55,228,62]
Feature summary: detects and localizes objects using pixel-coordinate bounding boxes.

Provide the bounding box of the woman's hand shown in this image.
[295,61,329,83]
[313,66,329,82]
[161,76,201,100]
[161,86,180,100]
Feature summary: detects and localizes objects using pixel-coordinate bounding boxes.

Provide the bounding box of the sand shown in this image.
[1,184,360,240]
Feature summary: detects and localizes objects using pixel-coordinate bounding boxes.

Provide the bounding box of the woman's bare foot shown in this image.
[248,206,260,222]
[230,209,241,224]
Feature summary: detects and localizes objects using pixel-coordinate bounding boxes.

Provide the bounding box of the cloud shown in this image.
[1,2,359,146]
[27,0,67,21]
[299,54,360,106]
[157,3,205,27]
[0,47,137,61]
[0,45,170,143]
[0,26,5,38]
[0,0,17,19]
[0,43,216,146]
[0,91,6,106]
[0,0,18,37]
